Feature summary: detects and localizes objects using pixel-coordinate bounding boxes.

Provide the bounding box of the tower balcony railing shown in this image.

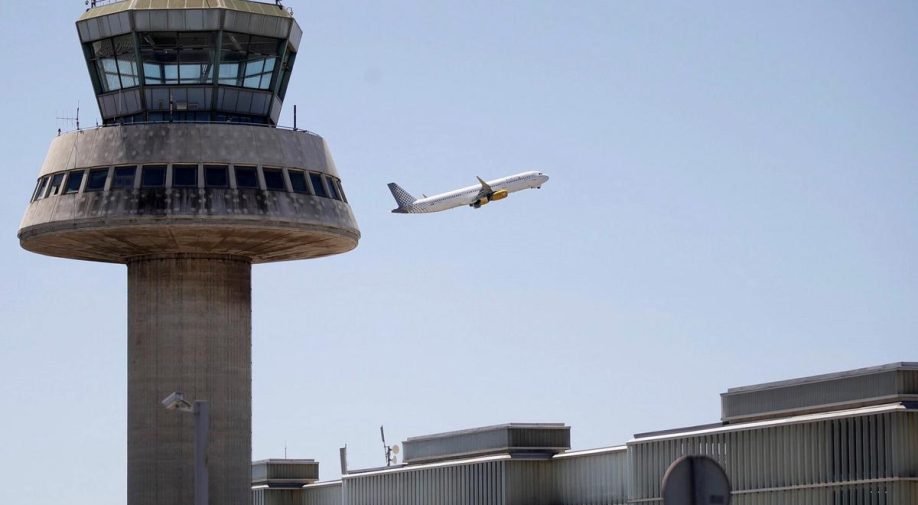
[85,0,128,9]
[85,0,289,10]
[56,120,320,138]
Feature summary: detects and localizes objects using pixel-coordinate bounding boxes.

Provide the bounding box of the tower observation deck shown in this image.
[18,2,359,504]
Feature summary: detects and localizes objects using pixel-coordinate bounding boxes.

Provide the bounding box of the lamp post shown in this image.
[162,392,209,505]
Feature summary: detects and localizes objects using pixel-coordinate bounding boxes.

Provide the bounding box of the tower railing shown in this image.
[56,120,321,138]
[85,0,128,9]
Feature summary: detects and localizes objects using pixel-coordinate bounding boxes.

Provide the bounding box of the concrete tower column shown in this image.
[127,254,251,505]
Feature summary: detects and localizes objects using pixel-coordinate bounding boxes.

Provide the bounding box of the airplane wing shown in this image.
[474,176,492,200]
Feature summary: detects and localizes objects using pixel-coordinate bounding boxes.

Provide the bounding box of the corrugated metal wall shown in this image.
[253,408,918,505]
[343,459,507,505]
[629,410,918,504]
[303,482,342,505]
[252,488,306,505]
[553,449,629,504]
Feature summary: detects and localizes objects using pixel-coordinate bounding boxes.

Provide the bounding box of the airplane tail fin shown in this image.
[387,182,416,212]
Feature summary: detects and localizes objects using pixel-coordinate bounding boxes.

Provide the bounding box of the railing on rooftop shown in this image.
[57,121,319,138]
[85,0,127,8]
[84,0,288,8]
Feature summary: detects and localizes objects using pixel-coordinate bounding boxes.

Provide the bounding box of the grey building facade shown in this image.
[254,363,918,505]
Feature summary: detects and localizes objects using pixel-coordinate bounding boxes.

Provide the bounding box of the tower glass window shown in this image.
[334,179,348,203]
[262,168,285,191]
[219,32,280,90]
[172,164,198,187]
[234,166,258,189]
[326,176,340,201]
[204,165,228,187]
[288,170,308,193]
[64,171,85,194]
[90,34,139,92]
[48,173,65,197]
[140,32,215,85]
[112,166,136,188]
[32,177,49,201]
[142,165,166,187]
[85,168,109,191]
[309,173,328,198]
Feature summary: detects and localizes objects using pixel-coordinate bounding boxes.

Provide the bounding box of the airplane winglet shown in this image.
[476,176,492,192]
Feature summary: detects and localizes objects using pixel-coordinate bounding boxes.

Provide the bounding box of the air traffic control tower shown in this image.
[18,2,359,504]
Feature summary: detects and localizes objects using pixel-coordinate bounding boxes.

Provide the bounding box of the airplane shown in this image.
[387,171,550,214]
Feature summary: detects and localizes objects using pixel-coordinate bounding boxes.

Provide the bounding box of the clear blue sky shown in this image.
[1,1,916,503]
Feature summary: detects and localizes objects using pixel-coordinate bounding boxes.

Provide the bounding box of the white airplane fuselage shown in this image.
[388,171,549,214]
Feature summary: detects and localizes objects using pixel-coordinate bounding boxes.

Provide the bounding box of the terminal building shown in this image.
[253,363,918,505]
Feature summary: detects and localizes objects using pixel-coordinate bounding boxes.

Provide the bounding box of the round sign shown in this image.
[661,455,731,505]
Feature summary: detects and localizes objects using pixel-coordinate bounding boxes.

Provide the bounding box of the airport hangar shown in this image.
[253,362,918,505]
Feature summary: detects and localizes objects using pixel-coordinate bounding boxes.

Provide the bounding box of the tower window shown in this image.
[64,171,85,194]
[219,32,280,90]
[172,164,198,187]
[326,176,340,201]
[288,170,308,194]
[32,177,49,201]
[112,166,137,188]
[204,165,228,187]
[334,179,348,203]
[85,168,109,192]
[48,173,65,197]
[234,166,258,189]
[141,165,166,187]
[140,32,215,86]
[262,168,285,191]
[88,34,139,93]
[309,173,328,198]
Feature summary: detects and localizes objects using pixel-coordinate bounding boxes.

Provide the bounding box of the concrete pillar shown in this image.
[127,254,251,505]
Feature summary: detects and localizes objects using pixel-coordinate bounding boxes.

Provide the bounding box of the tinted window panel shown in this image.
[32,177,49,201]
[263,168,285,191]
[142,165,166,187]
[219,32,280,89]
[334,179,348,203]
[204,165,228,187]
[326,177,340,200]
[288,170,308,193]
[112,166,136,188]
[48,173,65,196]
[141,32,214,86]
[172,164,197,187]
[309,173,328,198]
[65,171,84,194]
[86,168,109,191]
[234,166,258,188]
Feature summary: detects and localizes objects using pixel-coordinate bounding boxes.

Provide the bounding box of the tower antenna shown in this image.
[380,425,399,466]
[56,102,81,132]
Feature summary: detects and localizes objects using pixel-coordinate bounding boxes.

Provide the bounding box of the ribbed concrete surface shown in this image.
[128,254,251,505]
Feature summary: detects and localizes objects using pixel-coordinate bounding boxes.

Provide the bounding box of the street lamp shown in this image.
[162,392,209,505]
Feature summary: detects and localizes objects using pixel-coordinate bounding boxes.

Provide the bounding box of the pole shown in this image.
[194,401,210,505]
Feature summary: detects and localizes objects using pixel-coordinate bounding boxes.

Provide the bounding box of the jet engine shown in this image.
[490,190,509,201]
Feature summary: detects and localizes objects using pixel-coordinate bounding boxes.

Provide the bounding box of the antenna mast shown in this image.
[379,426,399,466]
[56,102,81,132]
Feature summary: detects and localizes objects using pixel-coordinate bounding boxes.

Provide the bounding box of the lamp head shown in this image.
[161,392,193,411]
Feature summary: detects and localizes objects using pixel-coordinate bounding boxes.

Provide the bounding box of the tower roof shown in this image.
[79,0,293,21]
